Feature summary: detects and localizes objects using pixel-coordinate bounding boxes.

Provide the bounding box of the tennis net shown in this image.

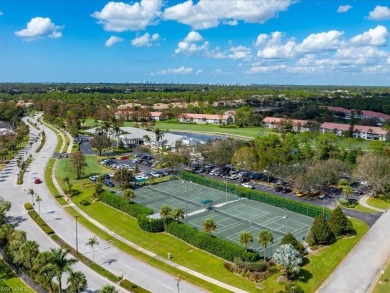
[215,209,284,236]
[147,185,202,207]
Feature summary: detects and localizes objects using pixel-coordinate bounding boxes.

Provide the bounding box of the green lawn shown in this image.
[367,195,390,210]
[260,218,368,292]
[347,204,381,214]
[45,159,68,205]
[372,259,390,293]
[0,259,34,293]
[41,121,63,153]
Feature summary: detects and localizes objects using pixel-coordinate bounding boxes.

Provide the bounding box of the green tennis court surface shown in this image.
[134,180,313,258]
[133,180,237,214]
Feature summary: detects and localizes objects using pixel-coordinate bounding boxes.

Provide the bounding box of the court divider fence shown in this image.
[180,171,331,219]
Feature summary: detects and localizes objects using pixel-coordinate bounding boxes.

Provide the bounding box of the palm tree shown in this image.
[67,271,87,293]
[159,205,172,231]
[35,251,56,292]
[154,128,165,153]
[170,208,185,222]
[259,230,274,261]
[27,188,35,204]
[202,218,217,236]
[342,185,352,201]
[143,135,151,146]
[35,194,42,215]
[45,247,78,293]
[239,231,253,251]
[100,285,118,293]
[86,236,99,262]
[123,189,136,203]
[14,240,39,277]
[112,125,123,148]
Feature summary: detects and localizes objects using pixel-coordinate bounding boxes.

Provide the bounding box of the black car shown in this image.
[105,181,115,188]
[274,186,283,192]
[282,188,292,194]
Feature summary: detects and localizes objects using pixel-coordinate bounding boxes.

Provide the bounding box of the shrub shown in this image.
[24,203,33,210]
[98,191,153,218]
[120,280,150,293]
[268,266,279,274]
[328,206,354,237]
[280,233,305,255]
[28,210,54,235]
[277,283,304,293]
[338,198,356,208]
[307,214,334,246]
[80,199,91,206]
[234,257,268,272]
[167,221,259,262]
[138,216,164,233]
[251,271,270,282]
[224,262,235,272]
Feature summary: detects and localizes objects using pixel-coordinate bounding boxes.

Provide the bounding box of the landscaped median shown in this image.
[24,202,149,293]
[39,119,64,153]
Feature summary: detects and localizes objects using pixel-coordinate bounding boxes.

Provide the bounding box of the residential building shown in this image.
[115,110,164,121]
[262,117,311,132]
[178,113,234,124]
[320,122,388,141]
[327,106,390,122]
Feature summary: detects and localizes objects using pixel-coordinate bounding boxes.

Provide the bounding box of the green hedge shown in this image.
[138,216,164,233]
[98,191,154,218]
[167,222,259,262]
[120,279,151,293]
[24,202,33,210]
[16,157,33,185]
[180,171,330,219]
[28,210,54,235]
[35,135,46,153]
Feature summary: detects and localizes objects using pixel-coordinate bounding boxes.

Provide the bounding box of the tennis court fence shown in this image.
[147,185,203,207]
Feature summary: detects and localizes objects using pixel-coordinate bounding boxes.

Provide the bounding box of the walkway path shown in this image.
[59,128,248,293]
[317,210,390,293]
[359,194,386,212]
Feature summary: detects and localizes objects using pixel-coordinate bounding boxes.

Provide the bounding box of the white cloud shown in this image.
[256,32,296,59]
[92,0,162,32]
[163,0,295,30]
[208,45,252,60]
[175,32,209,55]
[296,30,344,52]
[248,63,288,74]
[15,17,63,40]
[368,5,390,21]
[184,31,203,42]
[131,32,160,47]
[337,5,352,13]
[0,10,3,16]
[350,25,388,46]
[105,36,123,47]
[196,69,203,75]
[153,66,193,76]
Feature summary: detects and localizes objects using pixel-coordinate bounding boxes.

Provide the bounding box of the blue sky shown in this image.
[1,1,390,85]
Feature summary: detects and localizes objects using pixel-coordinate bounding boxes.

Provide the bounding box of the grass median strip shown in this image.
[40,120,63,153]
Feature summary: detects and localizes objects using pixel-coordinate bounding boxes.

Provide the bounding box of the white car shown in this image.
[242,183,255,189]
[229,174,239,180]
[151,172,161,178]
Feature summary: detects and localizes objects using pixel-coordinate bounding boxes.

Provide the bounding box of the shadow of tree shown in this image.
[297,268,313,283]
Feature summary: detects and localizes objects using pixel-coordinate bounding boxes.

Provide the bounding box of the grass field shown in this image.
[372,258,390,293]
[348,204,381,214]
[0,260,34,293]
[367,195,390,210]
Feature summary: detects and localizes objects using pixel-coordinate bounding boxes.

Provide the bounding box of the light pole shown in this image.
[182,180,189,217]
[283,215,289,233]
[75,215,79,254]
[225,179,228,203]
[176,275,181,293]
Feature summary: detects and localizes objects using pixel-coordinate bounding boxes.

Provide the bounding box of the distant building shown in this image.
[262,117,311,132]
[115,110,164,121]
[0,121,14,136]
[15,100,34,108]
[178,113,234,125]
[327,106,390,122]
[320,122,388,141]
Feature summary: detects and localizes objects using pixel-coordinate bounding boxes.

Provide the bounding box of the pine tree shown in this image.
[328,206,353,237]
[307,214,334,245]
[280,232,304,254]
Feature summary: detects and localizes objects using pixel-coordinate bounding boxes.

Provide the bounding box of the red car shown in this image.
[34,178,42,184]
[119,156,128,160]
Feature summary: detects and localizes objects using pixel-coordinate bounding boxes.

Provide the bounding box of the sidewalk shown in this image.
[359,194,386,212]
[57,128,248,293]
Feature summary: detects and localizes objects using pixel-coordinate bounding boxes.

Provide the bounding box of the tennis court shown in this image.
[183,199,314,258]
[133,180,237,214]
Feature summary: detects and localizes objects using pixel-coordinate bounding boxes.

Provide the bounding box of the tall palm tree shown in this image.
[123,189,136,203]
[35,194,42,215]
[143,135,151,146]
[14,240,39,277]
[154,128,165,153]
[239,231,253,251]
[170,208,185,222]
[202,218,217,236]
[112,125,123,148]
[259,230,274,261]
[159,205,172,231]
[35,251,56,292]
[67,271,87,293]
[86,237,99,262]
[45,247,78,293]
[27,188,35,204]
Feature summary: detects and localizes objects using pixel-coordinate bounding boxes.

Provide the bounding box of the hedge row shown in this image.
[35,135,46,153]
[167,222,259,262]
[28,210,54,235]
[180,171,330,219]
[98,191,154,218]
[120,279,151,293]
[16,157,33,185]
[138,216,164,233]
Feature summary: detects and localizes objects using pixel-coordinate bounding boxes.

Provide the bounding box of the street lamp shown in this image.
[225,179,228,203]
[283,215,289,233]
[182,180,190,217]
[75,215,79,254]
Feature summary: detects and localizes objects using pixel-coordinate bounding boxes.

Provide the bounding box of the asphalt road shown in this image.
[0,117,204,293]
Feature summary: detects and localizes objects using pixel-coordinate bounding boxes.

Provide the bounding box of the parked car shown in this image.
[282,188,292,194]
[274,186,283,192]
[34,178,42,184]
[119,156,128,160]
[151,172,161,178]
[229,174,239,180]
[105,181,115,188]
[89,175,98,182]
[242,183,254,189]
